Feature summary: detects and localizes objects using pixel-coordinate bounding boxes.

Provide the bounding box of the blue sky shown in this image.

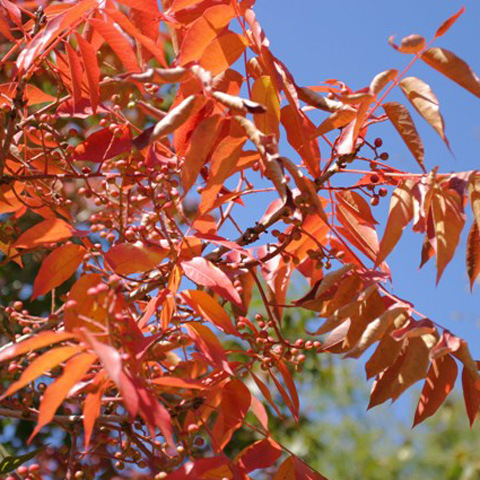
[248,0,480,357]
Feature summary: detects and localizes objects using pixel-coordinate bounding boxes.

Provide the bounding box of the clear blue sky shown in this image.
[249,0,480,357]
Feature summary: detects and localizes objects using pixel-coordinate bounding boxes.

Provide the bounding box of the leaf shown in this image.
[435,7,465,38]
[89,17,140,72]
[250,371,283,418]
[413,355,457,426]
[335,190,378,225]
[216,378,251,449]
[370,69,398,95]
[237,438,282,473]
[462,365,480,426]
[181,114,221,193]
[281,104,321,178]
[150,94,198,143]
[16,0,98,72]
[313,107,356,137]
[390,34,425,54]
[274,456,328,480]
[199,136,245,214]
[252,75,281,136]
[185,322,232,373]
[377,180,415,265]
[65,42,83,107]
[105,7,167,67]
[422,48,480,100]
[0,331,75,363]
[212,91,266,113]
[83,372,107,450]
[179,4,235,65]
[199,31,248,76]
[72,126,132,163]
[467,221,480,290]
[468,172,480,230]
[399,77,449,146]
[181,289,237,335]
[1,346,82,399]
[75,33,101,113]
[347,307,408,359]
[368,336,430,408]
[32,244,85,299]
[431,187,465,283]
[105,242,167,275]
[13,218,77,249]
[151,377,206,389]
[0,446,46,475]
[30,353,97,440]
[181,257,243,310]
[276,360,300,418]
[383,102,426,172]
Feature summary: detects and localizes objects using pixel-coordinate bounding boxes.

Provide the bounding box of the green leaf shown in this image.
[0,445,46,474]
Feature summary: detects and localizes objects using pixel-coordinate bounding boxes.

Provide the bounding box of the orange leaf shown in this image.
[181,114,222,194]
[369,69,398,96]
[75,33,100,113]
[199,136,245,214]
[250,371,283,418]
[105,7,167,67]
[435,7,466,38]
[399,77,449,147]
[14,218,77,249]
[383,102,426,172]
[89,17,140,72]
[467,221,480,290]
[377,180,415,265]
[0,331,75,363]
[252,75,281,136]
[30,353,97,441]
[431,187,465,283]
[468,172,480,230]
[192,214,217,235]
[32,244,85,299]
[422,47,480,100]
[413,355,457,426]
[390,34,425,54]
[181,289,237,335]
[151,376,206,389]
[83,371,107,450]
[281,104,321,178]
[276,360,299,417]
[336,190,378,225]
[105,242,167,275]
[1,346,82,399]
[199,31,248,76]
[314,107,356,137]
[179,4,235,65]
[181,257,243,309]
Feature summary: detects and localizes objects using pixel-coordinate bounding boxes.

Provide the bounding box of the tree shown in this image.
[0,0,479,478]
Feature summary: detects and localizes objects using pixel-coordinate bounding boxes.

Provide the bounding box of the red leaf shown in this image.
[72,126,132,163]
[66,42,83,108]
[185,322,232,374]
[237,438,282,473]
[181,257,243,309]
[181,289,237,335]
[462,365,480,426]
[435,7,466,38]
[14,218,77,249]
[413,355,457,426]
[76,33,101,113]
[32,244,85,299]
[30,353,97,441]
[17,0,98,72]
[89,17,140,72]
[467,221,480,290]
